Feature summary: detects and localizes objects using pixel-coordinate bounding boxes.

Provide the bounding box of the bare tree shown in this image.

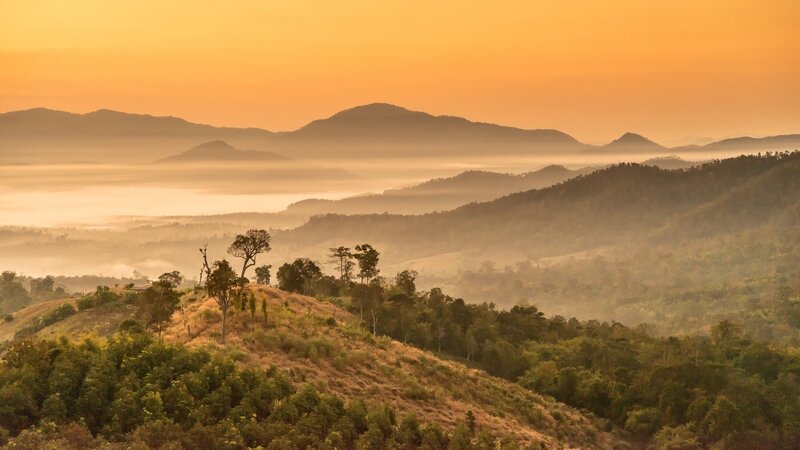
[198,244,211,286]
[227,229,271,278]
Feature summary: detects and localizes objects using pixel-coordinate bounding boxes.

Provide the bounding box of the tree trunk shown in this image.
[221,308,227,344]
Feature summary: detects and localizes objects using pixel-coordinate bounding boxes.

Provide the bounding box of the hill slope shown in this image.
[1,287,626,449]
[277,153,800,263]
[285,165,595,216]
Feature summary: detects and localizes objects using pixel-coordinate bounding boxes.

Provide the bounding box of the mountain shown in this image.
[0,108,274,163]
[605,132,665,151]
[284,165,595,216]
[697,134,800,152]
[588,132,800,155]
[0,287,623,449]
[0,104,587,163]
[268,103,585,158]
[275,152,800,267]
[586,132,667,154]
[156,140,288,163]
[3,104,800,163]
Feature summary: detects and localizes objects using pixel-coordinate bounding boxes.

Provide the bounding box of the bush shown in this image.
[119,319,145,333]
[38,303,77,328]
[76,296,96,311]
[2,314,13,323]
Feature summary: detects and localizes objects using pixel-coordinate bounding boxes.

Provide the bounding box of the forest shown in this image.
[274,248,800,449]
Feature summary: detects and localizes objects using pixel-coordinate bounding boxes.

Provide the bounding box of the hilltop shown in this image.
[156,140,288,163]
[596,132,665,153]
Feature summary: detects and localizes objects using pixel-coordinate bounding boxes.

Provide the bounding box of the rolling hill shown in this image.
[273,152,800,269]
[283,164,595,216]
[593,132,666,154]
[0,286,626,449]
[156,140,288,163]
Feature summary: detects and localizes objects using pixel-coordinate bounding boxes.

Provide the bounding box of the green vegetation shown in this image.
[0,328,540,449]
[277,238,800,448]
[454,225,800,342]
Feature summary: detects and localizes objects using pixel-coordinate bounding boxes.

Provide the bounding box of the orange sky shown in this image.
[1,0,799,145]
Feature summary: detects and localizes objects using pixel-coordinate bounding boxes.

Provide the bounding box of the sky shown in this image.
[1,0,799,145]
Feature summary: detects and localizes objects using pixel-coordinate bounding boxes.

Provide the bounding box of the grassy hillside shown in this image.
[0,286,626,449]
[170,286,623,448]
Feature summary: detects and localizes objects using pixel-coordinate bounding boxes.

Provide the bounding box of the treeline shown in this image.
[0,327,534,450]
[277,244,800,449]
[0,271,66,319]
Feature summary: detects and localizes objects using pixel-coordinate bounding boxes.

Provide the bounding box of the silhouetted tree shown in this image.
[394,270,418,297]
[353,244,380,284]
[255,264,272,285]
[137,271,183,337]
[329,246,354,281]
[227,229,271,278]
[277,258,322,295]
[205,260,238,343]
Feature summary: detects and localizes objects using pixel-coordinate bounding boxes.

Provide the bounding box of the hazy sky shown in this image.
[2,0,799,145]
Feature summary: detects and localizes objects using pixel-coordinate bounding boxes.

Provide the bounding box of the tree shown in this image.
[198,244,211,286]
[205,260,238,343]
[276,258,322,295]
[0,271,29,314]
[227,229,271,278]
[137,272,183,337]
[394,270,418,297]
[261,298,268,325]
[249,292,256,320]
[329,247,354,282]
[466,411,476,435]
[30,276,55,297]
[353,244,380,284]
[254,265,272,285]
[158,271,183,289]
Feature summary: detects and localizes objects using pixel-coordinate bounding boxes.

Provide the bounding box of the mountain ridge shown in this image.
[2,104,800,163]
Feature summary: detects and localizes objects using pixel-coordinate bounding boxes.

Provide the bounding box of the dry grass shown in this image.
[0,297,77,343]
[165,285,627,449]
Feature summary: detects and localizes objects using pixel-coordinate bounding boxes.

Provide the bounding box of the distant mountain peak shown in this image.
[603,132,663,149]
[157,140,287,163]
[189,140,236,151]
[331,103,418,118]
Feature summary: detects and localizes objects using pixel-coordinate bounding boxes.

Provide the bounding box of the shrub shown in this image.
[119,319,145,334]
[201,308,222,323]
[2,314,13,323]
[76,296,96,311]
[38,303,77,328]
